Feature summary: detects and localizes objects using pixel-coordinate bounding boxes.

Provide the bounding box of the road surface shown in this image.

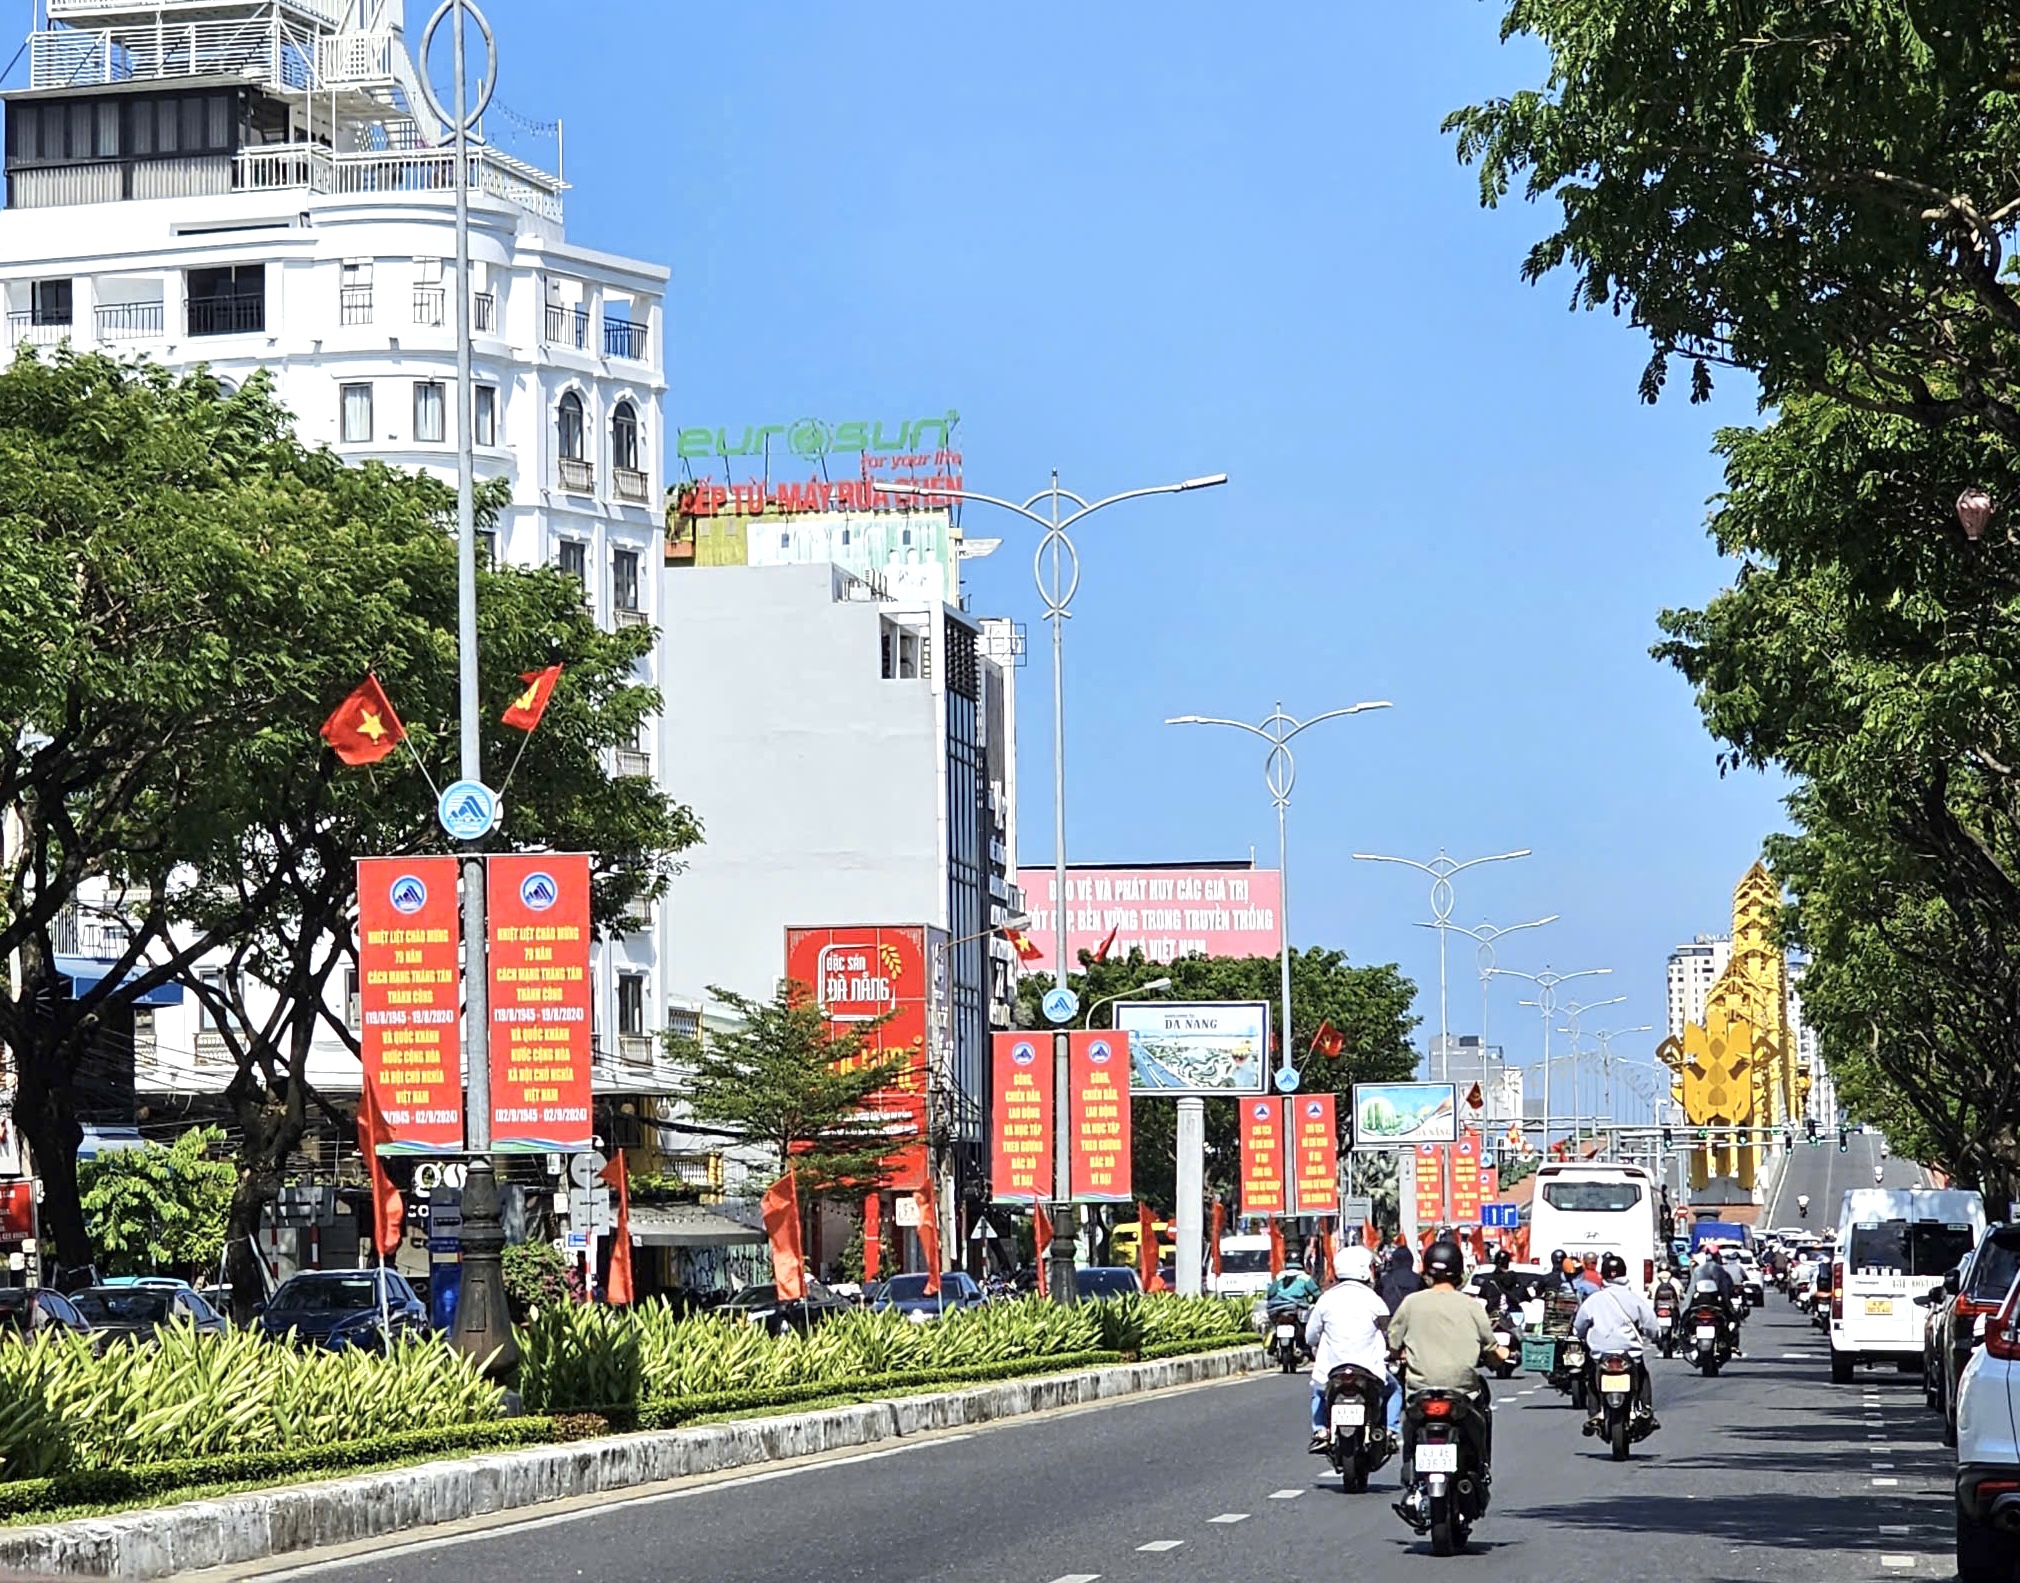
[241,1302,1963,1583]
[1767,1128,1933,1230]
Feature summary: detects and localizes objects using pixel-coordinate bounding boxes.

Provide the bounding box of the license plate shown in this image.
[1331,1403,1365,1428]
[1600,1374,1632,1392]
[1864,1298,1893,1316]
[1275,1324,1296,1339]
[1695,1326,1717,1339]
[1416,1442,1459,1472]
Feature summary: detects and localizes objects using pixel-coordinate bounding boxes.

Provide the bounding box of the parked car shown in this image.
[256,1270,428,1351]
[1072,1267,1144,1301]
[872,1272,986,1322]
[0,1287,93,1341]
[1926,1225,2020,1447]
[1953,1267,2020,1582]
[720,1279,853,1336]
[71,1284,228,1343]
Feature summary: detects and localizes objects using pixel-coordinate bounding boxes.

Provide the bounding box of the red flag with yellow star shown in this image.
[320,674,405,766]
[501,664,563,733]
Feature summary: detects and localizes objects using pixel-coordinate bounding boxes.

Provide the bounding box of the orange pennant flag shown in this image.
[1138,1202,1162,1291]
[1033,1202,1052,1299]
[599,1151,634,1305]
[915,1176,942,1296]
[355,1078,405,1255]
[762,1170,806,1302]
[501,663,563,732]
[862,1192,881,1284]
[1268,1218,1285,1278]
[1210,1201,1225,1280]
[321,674,405,767]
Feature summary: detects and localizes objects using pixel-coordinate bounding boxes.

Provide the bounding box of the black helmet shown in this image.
[1492,1248,1512,1270]
[1548,1248,1565,1268]
[1600,1252,1628,1281]
[1424,1239,1466,1283]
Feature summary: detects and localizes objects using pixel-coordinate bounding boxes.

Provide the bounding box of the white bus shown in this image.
[1527,1162,1663,1293]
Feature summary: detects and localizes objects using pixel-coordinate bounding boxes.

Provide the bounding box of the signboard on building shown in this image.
[1291,1094,1339,1216]
[1239,1097,1287,1217]
[784,925,943,1193]
[1114,1001,1269,1097]
[486,854,593,1151]
[671,412,964,519]
[1068,1032,1132,1201]
[989,1033,1053,1201]
[1014,865,1282,977]
[357,856,463,1153]
[1352,1082,1459,1146]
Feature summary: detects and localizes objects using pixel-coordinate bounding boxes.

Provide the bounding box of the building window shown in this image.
[340,259,373,326]
[413,381,446,444]
[185,264,264,336]
[617,974,646,1038]
[474,383,497,447]
[557,391,585,461]
[31,279,71,327]
[611,400,639,472]
[197,968,226,1032]
[612,548,639,613]
[411,257,445,325]
[477,529,497,563]
[340,382,373,443]
[558,539,587,585]
[343,966,360,1033]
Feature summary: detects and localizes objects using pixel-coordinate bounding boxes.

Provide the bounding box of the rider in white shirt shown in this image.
[1573,1252,1661,1432]
[1303,1245,1400,1452]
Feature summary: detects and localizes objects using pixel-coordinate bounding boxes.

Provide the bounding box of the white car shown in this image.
[1953,1270,2020,1581]
[1210,1235,1276,1300]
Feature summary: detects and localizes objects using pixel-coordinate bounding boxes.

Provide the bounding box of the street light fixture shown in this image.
[1353,849,1533,1078]
[1493,964,1612,1154]
[884,469,1226,1306]
[1553,995,1625,1150]
[1426,915,1557,1059]
[1085,977,1173,1029]
[1167,702,1392,1084]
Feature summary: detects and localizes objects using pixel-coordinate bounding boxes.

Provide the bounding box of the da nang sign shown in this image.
[676,411,959,462]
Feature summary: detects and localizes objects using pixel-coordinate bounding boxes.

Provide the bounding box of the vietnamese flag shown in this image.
[501,663,563,732]
[599,1151,634,1306]
[355,1077,404,1255]
[762,1170,807,1302]
[1091,924,1119,965]
[320,674,405,766]
[1310,1020,1344,1058]
[1003,927,1044,964]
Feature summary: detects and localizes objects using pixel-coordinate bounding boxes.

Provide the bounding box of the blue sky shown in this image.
[403,3,1785,1085]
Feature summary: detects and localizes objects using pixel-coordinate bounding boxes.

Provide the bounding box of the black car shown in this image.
[72,1285,229,1343]
[1924,1224,2020,1445]
[257,1269,429,1350]
[0,1286,93,1341]
[720,1279,854,1336]
[872,1272,986,1321]
[1072,1267,1144,1300]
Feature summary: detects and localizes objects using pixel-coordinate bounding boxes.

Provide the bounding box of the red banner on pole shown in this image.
[1068,1031,1132,1201]
[1414,1143,1448,1226]
[1291,1094,1339,1216]
[990,1032,1053,1201]
[1239,1096,1288,1216]
[486,853,593,1150]
[1481,1163,1499,1203]
[357,856,463,1153]
[1451,1131,1483,1225]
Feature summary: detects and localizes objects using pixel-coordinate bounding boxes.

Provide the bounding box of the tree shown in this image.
[76,1126,233,1279]
[1015,948,1420,1214]
[1448,1,2020,438]
[667,982,914,1196]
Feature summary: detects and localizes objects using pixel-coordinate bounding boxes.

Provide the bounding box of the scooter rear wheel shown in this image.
[1609,1414,1630,1462]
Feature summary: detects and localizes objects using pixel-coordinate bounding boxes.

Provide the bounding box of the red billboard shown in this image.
[486,853,593,1151]
[1450,1130,1483,1225]
[784,926,942,1193]
[357,856,463,1153]
[1068,1031,1132,1201]
[1414,1143,1448,1225]
[1239,1096,1287,1217]
[1291,1094,1339,1216]
[1013,865,1283,976]
[989,1032,1053,1201]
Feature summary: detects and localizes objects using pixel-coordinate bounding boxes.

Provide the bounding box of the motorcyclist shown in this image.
[1535,1248,1570,1295]
[1797,1193,1810,1219]
[1482,1247,1534,1311]
[1873,1164,1886,1185]
[1305,1245,1400,1453]
[1266,1256,1320,1315]
[1685,1244,1741,1355]
[1573,1251,1605,1297]
[1388,1238,1507,1519]
[1377,1244,1423,1314]
[1573,1251,1661,1433]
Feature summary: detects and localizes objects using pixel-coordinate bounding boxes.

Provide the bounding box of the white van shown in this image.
[1211,1235,1276,1300]
[1829,1187,1985,1383]
[1527,1162,1662,1294]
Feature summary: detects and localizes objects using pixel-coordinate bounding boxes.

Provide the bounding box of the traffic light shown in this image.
[1661,1125,1673,1148]
[1838,1126,1849,1153]
[1782,1129,1794,1150]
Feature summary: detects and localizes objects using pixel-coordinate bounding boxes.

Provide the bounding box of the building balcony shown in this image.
[473,291,496,333]
[618,1033,655,1063]
[613,746,651,777]
[7,313,72,348]
[622,893,654,929]
[186,295,264,337]
[411,284,444,327]
[228,144,564,224]
[32,16,321,94]
[557,456,594,494]
[95,301,163,341]
[544,303,589,350]
[613,466,651,504]
[339,285,372,326]
[604,319,647,361]
[614,606,649,629]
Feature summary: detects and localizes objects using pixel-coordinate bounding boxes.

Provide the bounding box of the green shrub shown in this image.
[517,1304,643,1416]
[502,1241,579,1322]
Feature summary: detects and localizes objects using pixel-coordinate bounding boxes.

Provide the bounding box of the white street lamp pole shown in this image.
[1431,916,1557,1066]
[1494,965,1612,1154]
[1554,996,1625,1154]
[885,471,1225,1304]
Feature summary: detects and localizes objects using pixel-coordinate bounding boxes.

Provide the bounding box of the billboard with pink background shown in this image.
[1013,864,1282,977]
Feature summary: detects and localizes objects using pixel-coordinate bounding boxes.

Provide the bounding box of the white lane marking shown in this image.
[1268,1489,1303,1500]
[1051,1576,1103,1582]
[1873,1477,1900,1487]
[1207,1512,1250,1524]
[1872,1462,1895,1470]
[1880,1559,1914,1570]
[1878,1525,1913,1535]
[1137,1540,1185,1552]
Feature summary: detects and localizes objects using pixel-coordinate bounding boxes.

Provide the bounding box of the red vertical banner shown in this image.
[1291,1094,1339,1216]
[1068,1031,1132,1201]
[1450,1130,1482,1225]
[990,1033,1054,1201]
[1240,1097,1288,1216]
[357,856,463,1152]
[486,853,593,1150]
[1413,1143,1447,1225]
[1481,1163,1499,1203]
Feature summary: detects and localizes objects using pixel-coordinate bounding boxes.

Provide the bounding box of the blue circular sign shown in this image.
[1087,1039,1113,1065]
[519,871,558,911]
[1042,987,1080,1025]
[1011,1041,1036,1067]
[437,779,499,841]
[388,874,428,914]
[1274,1066,1301,1094]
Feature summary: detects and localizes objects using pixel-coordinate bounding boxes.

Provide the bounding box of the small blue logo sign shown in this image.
[388,875,428,914]
[1011,1041,1037,1067]
[1252,1101,1273,1122]
[1304,1098,1324,1118]
[1274,1066,1301,1094]
[519,871,558,912]
[437,779,499,841]
[1041,987,1079,1025]
[1087,1039,1113,1065]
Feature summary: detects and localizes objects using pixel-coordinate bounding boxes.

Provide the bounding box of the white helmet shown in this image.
[1335,1245,1375,1283]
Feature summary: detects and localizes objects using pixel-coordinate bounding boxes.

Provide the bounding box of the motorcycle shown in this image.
[1688,1303,1731,1376]
[1556,1339,1591,1409]
[1584,1351,1655,1461]
[1267,1306,1311,1374]
[1651,1285,1678,1359]
[1395,1388,1491,1556]
[1488,1312,1521,1380]
[1323,1362,1397,1493]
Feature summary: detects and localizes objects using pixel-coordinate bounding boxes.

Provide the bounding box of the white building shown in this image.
[1665,934,1732,1040]
[2,0,671,1110]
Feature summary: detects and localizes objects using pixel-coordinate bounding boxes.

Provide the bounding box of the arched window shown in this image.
[557,391,584,461]
[611,399,639,472]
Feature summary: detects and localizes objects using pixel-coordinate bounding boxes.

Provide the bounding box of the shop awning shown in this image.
[627,1204,766,1247]
[54,955,184,1006]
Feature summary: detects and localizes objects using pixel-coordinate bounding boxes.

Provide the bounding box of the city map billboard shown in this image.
[1113,1001,1269,1097]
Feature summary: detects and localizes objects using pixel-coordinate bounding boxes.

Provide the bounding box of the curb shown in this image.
[0,1346,1268,1578]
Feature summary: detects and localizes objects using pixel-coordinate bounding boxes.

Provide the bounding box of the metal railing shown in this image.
[604,319,647,361]
[186,295,264,337]
[95,301,163,340]
[412,284,444,326]
[33,17,318,92]
[613,746,650,777]
[613,467,651,504]
[544,303,589,349]
[237,144,332,193]
[338,285,372,326]
[225,145,563,223]
[7,313,71,347]
[614,607,649,629]
[473,291,495,333]
[315,29,394,86]
[618,1033,655,1062]
[557,456,594,493]
[49,0,347,19]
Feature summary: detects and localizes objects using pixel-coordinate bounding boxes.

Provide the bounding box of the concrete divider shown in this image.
[0,1347,1267,1579]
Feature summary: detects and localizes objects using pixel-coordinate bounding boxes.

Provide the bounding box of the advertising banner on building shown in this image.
[357,856,463,1153]
[1352,1082,1459,1146]
[989,1033,1053,1201]
[1239,1096,1288,1217]
[486,854,593,1151]
[1114,1001,1269,1096]
[1015,865,1282,977]
[783,926,938,1193]
[1291,1094,1339,1216]
[1450,1130,1483,1225]
[1068,1031,1132,1201]
[1413,1143,1448,1225]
